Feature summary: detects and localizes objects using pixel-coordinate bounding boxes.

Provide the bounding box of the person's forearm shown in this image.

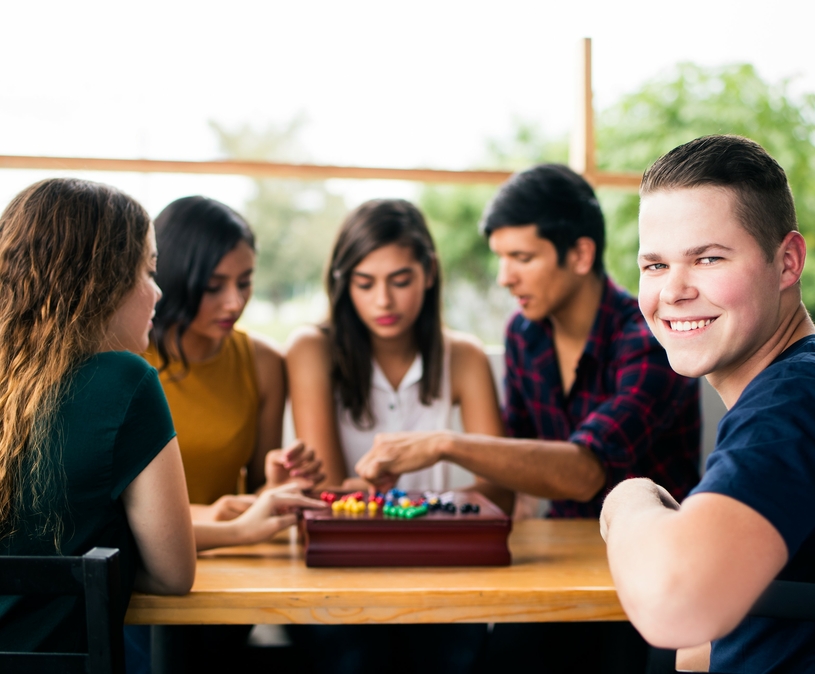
[193,521,246,552]
[602,482,734,648]
[442,434,606,501]
[190,504,216,522]
[193,518,283,551]
[605,499,708,646]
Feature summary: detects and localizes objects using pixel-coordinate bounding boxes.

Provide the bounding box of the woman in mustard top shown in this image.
[144,196,323,523]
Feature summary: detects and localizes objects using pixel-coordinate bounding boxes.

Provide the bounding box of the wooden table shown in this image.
[126,519,625,625]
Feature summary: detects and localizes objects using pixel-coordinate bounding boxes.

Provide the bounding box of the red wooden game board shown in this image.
[303,491,512,567]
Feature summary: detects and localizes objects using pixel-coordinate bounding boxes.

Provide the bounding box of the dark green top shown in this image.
[0,351,175,652]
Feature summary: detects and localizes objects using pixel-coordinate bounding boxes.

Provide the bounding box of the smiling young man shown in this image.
[601,135,815,673]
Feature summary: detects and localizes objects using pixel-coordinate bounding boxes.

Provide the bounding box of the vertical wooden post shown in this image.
[569,38,595,183]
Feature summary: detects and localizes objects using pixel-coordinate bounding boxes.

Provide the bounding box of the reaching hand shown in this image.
[354,431,450,491]
[264,440,324,489]
[232,483,328,545]
[192,484,328,551]
[208,494,257,521]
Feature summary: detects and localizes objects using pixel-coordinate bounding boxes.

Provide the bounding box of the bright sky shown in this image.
[1,0,813,214]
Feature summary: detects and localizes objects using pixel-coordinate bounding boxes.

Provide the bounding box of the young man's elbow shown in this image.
[631,609,736,650]
[568,464,607,503]
[622,582,739,649]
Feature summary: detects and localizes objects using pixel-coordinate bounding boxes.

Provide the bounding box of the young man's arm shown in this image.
[356,431,606,501]
[357,320,697,502]
[600,479,788,648]
[356,318,605,501]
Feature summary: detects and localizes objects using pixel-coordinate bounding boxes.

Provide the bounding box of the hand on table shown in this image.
[190,494,255,522]
[599,477,679,543]
[206,494,257,521]
[231,483,328,545]
[354,431,450,492]
[264,440,324,490]
[192,484,328,550]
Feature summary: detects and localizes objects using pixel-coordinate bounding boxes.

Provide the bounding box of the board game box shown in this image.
[302,490,512,567]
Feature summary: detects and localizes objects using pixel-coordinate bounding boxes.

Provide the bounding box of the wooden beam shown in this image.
[0,155,639,191]
[0,46,642,198]
[0,155,514,186]
[565,38,641,191]
[569,37,595,177]
[588,171,642,190]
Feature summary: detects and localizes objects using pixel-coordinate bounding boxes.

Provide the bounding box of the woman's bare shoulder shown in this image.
[285,325,331,363]
[247,331,284,368]
[245,332,285,401]
[444,328,489,362]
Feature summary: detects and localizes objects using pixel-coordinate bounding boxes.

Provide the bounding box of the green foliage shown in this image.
[420,184,497,289]
[595,62,815,306]
[420,121,569,289]
[216,63,815,323]
[211,119,346,303]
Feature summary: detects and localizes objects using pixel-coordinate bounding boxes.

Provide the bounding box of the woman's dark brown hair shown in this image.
[325,199,443,428]
[151,196,255,375]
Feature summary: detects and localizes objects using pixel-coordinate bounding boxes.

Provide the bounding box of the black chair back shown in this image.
[651,579,815,674]
[0,547,125,674]
[750,579,815,621]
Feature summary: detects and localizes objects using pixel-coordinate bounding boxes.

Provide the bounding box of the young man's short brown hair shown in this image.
[640,135,797,262]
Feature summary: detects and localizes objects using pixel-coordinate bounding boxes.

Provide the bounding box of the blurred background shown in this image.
[3,0,815,346]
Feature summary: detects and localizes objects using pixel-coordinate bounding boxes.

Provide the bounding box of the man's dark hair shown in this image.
[641,135,798,262]
[479,164,605,274]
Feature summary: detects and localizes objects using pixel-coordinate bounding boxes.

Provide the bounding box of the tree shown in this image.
[421,64,815,322]
[420,121,569,290]
[595,63,815,307]
[211,119,347,304]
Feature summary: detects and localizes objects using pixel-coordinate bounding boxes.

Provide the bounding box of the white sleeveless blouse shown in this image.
[337,341,453,492]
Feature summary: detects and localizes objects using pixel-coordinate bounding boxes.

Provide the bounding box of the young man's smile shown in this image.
[662,317,716,332]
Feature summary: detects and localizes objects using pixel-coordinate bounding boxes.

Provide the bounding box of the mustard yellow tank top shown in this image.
[143,330,259,505]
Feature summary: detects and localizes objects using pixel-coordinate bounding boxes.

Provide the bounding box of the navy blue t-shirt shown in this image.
[689,335,815,673]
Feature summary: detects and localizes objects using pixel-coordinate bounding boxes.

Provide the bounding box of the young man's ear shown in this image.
[778,231,807,291]
[570,237,597,276]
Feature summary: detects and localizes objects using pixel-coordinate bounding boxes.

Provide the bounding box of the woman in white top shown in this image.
[286,198,505,503]
[286,198,504,674]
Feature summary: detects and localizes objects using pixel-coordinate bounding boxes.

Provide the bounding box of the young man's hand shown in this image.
[355,431,453,490]
[600,477,679,542]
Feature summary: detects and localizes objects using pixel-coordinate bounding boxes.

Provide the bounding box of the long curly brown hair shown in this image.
[0,178,150,540]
